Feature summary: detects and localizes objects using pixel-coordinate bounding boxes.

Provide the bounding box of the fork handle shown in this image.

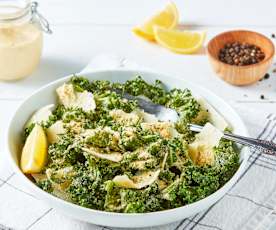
[224,132,276,155]
[189,124,276,155]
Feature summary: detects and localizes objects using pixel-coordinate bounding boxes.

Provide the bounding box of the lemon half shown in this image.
[154,26,206,54]
[133,2,179,41]
[21,124,48,174]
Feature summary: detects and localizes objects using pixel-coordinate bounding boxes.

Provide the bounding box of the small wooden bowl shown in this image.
[207,30,275,85]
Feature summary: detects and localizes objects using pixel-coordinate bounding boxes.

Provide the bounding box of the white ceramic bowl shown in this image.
[6,69,249,228]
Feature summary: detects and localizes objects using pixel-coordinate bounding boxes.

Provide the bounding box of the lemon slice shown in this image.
[154,26,206,54]
[133,2,179,41]
[21,124,48,174]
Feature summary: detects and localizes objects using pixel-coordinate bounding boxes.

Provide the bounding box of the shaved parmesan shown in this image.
[195,97,228,131]
[189,123,223,166]
[141,122,178,139]
[82,147,123,162]
[26,104,55,127]
[32,173,47,182]
[46,167,74,181]
[109,109,141,126]
[113,175,137,188]
[195,123,223,146]
[136,148,151,159]
[56,83,96,112]
[46,120,65,143]
[130,159,155,170]
[52,189,72,202]
[139,111,159,123]
[113,170,160,189]
[32,172,72,201]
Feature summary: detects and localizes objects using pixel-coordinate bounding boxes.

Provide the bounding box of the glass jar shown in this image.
[0,0,51,81]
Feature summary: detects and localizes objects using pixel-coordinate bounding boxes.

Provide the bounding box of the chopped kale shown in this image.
[28,75,240,213]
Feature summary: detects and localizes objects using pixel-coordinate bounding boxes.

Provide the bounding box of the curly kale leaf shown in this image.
[162,140,239,205]
[91,80,112,92]
[67,166,106,209]
[166,88,200,121]
[95,91,138,113]
[37,179,53,193]
[70,76,113,93]
[48,134,85,166]
[214,140,240,185]
[23,123,35,142]
[120,76,168,105]
[86,129,116,149]
[105,182,166,213]
[70,76,92,92]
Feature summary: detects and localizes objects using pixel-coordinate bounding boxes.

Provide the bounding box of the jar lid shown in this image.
[0,0,52,34]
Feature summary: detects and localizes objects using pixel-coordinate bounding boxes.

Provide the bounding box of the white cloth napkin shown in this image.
[1,54,276,230]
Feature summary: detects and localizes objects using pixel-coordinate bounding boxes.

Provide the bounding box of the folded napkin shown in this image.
[1,54,276,230]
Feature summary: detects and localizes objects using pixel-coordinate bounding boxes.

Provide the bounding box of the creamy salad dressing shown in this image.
[0,23,42,80]
[0,2,50,81]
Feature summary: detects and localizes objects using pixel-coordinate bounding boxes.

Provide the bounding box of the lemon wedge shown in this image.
[154,26,206,54]
[133,2,179,41]
[21,124,48,174]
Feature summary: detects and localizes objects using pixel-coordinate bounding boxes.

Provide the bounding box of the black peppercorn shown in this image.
[264,73,270,79]
[218,42,265,66]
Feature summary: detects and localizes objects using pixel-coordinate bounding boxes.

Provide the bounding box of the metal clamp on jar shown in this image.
[0,0,51,81]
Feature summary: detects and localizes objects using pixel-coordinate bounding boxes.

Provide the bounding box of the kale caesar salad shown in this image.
[20,76,240,213]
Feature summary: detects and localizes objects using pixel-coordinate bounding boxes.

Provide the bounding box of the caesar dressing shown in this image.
[0,23,42,80]
[0,1,51,81]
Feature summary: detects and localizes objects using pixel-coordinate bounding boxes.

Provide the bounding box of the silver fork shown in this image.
[116,90,276,155]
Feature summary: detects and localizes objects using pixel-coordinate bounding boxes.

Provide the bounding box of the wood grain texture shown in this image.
[207,30,275,85]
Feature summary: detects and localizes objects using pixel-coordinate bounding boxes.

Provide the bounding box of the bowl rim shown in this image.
[6,68,250,218]
[207,29,275,69]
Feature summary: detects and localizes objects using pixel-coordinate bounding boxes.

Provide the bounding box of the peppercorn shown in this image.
[264,73,270,79]
[260,95,265,100]
[272,34,275,38]
[218,42,265,66]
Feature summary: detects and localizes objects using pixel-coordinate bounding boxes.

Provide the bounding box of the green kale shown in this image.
[31,75,240,214]
[42,105,67,129]
[37,179,53,193]
[104,180,123,212]
[162,140,239,206]
[48,134,85,167]
[159,169,176,184]
[91,80,112,92]
[67,166,106,209]
[120,183,165,213]
[70,76,92,92]
[121,76,168,105]
[167,88,200,121]
[23,123,35,141]
[62,108,86,123]
[214,140,240,185]
[85,156,122,181]
[119,128,142,151]
[139,128,161,144]
[86,129,115,149]
[95,91,138,113]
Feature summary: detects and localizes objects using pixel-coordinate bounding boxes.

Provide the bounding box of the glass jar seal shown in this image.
[30,2,52,34]
[0,1,52,34]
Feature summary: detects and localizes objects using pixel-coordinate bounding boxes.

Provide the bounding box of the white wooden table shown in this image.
[1,0,276,229]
